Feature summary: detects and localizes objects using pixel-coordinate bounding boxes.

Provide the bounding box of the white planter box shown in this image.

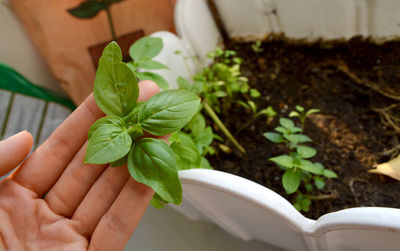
[150,1,400,250]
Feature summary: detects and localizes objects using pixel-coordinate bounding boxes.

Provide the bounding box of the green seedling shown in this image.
[85,41,200,208]
[251,40,264,53]
[68,0,122,40]
[264,108,337,212]
[169,112,215,171]
[126,36,170,90]
[175,47,264,154]
[236,100,276,135]
[289,105,320,128]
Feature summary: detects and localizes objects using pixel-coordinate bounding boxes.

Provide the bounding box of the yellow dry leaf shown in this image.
[369,154,400,181]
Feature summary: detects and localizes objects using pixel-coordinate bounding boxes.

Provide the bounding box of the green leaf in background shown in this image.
[136,60,169,70]
[201,157,212,169]
[128,138,182,204]
[185,112,206,135]
[279,118,295,129]
[129,36,163,61]
[283,134,312,144]
[264,132,284,143]
[314,176,325,190]
[67,1,106,19]
[88,115,125,140]
[136,72,169,90]
[269,155,294,168]
[275,126,289,134]
[282,168,301,194]
[297,146,317,159]
[138,90,200,136]
[298,159,322,174]
[323,169,338,178]
[85,123,132,164]
[177,76,192,90]
[306,108,320,117]
[170,132,202,170]
[94,42,139,117]
[193,126,213,153]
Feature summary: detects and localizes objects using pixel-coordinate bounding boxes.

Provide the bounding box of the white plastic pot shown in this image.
[150,1,400,250]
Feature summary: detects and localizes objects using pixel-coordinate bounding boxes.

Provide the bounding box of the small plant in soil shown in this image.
[264,106,338,212]
[236,100,276,135]
[176,47,264,154]
[84,41,200,208]
[251,40,264,53]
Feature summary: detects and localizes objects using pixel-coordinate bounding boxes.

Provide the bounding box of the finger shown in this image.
[44,81,160,216]
[0,131,33,177]
[44,144,107,217]
[88,179,154,251]
[137,80,160,101]
[72,165,130,238]
[11,94,104,196]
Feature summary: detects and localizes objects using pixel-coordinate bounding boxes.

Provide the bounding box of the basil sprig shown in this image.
[85,41,200,206]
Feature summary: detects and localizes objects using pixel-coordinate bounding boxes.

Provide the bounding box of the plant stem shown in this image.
[235,114,261,135]
[105,8,117,41]
[203,101,246,154]
[306,193,338,201]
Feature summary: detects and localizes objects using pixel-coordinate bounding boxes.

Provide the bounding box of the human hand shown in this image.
[0,81,159,250]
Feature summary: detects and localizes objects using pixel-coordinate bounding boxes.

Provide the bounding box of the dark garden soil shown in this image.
[209,38,400,219]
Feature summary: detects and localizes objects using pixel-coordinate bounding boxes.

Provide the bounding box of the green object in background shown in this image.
[0,62,75,148]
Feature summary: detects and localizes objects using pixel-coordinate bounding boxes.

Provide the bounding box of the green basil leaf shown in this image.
[136,60,169,70]
[110,154,128,167]
[297,146,317,159]
[201,157,212,169]
[264,132,284,143]
[170,132,202,170]
[300,197,311,212]
[193,126,213,153]
[269,155,294,168]
[185,112,206,135]
[67,1,106,19]
[275,126,289,134]
[305,109,320,117]
[314,176,325,190]
[138,90,201,136]
[85,124,132,164]
[150,193,168,208]
[88,116,125,140]
[298,160,322,174]
[177,76,191,90]
[282,168,301,194]
[136,71,169,90]
[323,169,338,178]
[128,138,182,204]
[296,105,305,112]
[280,118,295,129]
[283,134,312,144]
[94,42,139,117]
[129,36,163,61]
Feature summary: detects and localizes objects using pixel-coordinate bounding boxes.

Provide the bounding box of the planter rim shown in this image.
[179,169,400,236]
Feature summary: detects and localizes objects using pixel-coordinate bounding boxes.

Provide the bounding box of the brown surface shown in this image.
[209,38,400,219]
[10,0,176,104]
[88,29,145,68]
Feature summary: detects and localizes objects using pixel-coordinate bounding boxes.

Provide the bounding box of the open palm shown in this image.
[0,81,159,250]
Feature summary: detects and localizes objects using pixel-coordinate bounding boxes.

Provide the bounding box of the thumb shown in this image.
[0,131,33,177]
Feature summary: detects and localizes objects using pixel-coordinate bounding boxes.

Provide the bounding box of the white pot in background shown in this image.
[150,1,400,250]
